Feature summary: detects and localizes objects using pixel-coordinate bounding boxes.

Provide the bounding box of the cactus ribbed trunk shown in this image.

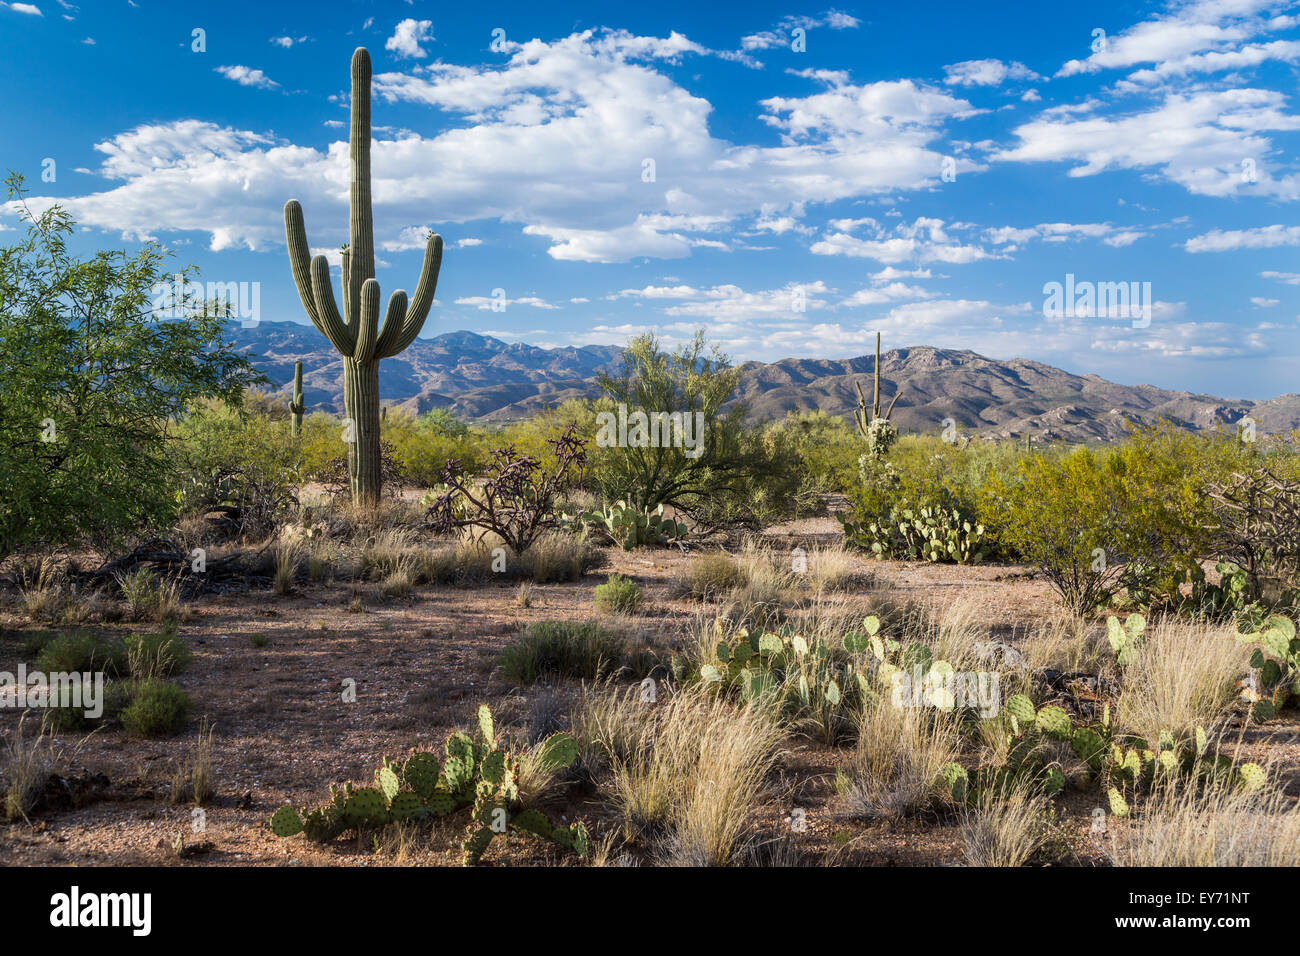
[345,357,381,502]
[282,47,444,508]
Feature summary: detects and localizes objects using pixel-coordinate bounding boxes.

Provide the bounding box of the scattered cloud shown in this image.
[214,65,279,90]
[943,58,1040,87]
[386,18,434,59]
[1185,225,1300,252]
[740,9,861,51]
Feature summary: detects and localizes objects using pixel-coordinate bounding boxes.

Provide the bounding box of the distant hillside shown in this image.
[231,322,1300,442]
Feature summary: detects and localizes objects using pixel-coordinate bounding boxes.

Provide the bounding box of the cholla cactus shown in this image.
[854,332,900,459]
[283,47,444,505]
[289,360,305,438]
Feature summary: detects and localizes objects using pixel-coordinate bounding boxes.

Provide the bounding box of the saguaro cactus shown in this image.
[289,360,305,438]
[854,332,900,459]
[283,47,443,505]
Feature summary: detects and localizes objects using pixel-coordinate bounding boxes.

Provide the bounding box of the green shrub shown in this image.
[43,680,132,731]
[594,574,643,614]
[172,396,302,538]
[118,680,194,737]
[498,621,627,684]
[35,631,126,677]
[124,625,193,678]
[986,447,1133,613]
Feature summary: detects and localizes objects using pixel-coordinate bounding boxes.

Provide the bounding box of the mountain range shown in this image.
[229,321,1300,443]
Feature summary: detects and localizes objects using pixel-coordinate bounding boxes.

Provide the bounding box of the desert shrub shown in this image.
[118,680,194,737]
[985,448,1132,613]
[35,630,126,676]
[0,175,260,564]
[757,410,861,514]
[498,621,627,684]
[378,407,487,487]
[679,552,748,600]
[1205,467,1300,598]
[173,397,301,538]
[427,423,587,555]
[587,332,765,531]
[124,625,193,679]
[594,574,643,614]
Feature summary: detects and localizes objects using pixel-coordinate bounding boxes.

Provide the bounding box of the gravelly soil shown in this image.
[2,518,1296,867]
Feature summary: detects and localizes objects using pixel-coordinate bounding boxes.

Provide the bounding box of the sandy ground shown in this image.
[1,518,1296,867]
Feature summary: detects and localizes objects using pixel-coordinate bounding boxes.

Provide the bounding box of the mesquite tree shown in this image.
[283,47,443,505]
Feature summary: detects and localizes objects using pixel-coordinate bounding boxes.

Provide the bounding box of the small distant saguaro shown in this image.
[283,47,444,505]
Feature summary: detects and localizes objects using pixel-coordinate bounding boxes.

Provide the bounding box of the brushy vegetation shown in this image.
[498,621,628,684]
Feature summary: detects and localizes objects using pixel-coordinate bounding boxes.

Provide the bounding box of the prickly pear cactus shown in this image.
[402,752,441,799]
[1005,694,1036,729]
[1034,705,1072,741]
[269,806,304,837]
[342,787,390,829]
[388,791,423,822]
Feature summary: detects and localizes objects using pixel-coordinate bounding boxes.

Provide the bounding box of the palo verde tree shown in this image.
[592,331,751,525]
[0,173,260,563]
[284,47,444,506]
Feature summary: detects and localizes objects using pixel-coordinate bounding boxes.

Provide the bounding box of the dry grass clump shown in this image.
[16,557,112,625]
[1109,773,1300,866]
[273,538,301,595]
[678,551,748,600]
[1114,618,1245,746]
[961,780,1061,866]
[800,541,857,592]
[115,568,188,622]
[839,695,961,819]
[516,531,606,584]
[1,713,60,822]
[1018,609,1112,678]
[170,717,216,806]
[360,528,603,587]
[734,538,798,604]
[572,685,784,866]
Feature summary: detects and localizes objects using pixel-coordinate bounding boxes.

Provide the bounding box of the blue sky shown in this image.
[3,0,1299,398]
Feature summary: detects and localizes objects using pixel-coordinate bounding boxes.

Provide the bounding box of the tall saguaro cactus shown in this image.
[283,47,443,505]
[854,332,900,459]
[289,360,305,438]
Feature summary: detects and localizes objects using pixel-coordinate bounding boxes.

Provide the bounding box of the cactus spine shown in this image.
[854,332,900,458]
[283,47,443,506]
[289,360,305,438]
